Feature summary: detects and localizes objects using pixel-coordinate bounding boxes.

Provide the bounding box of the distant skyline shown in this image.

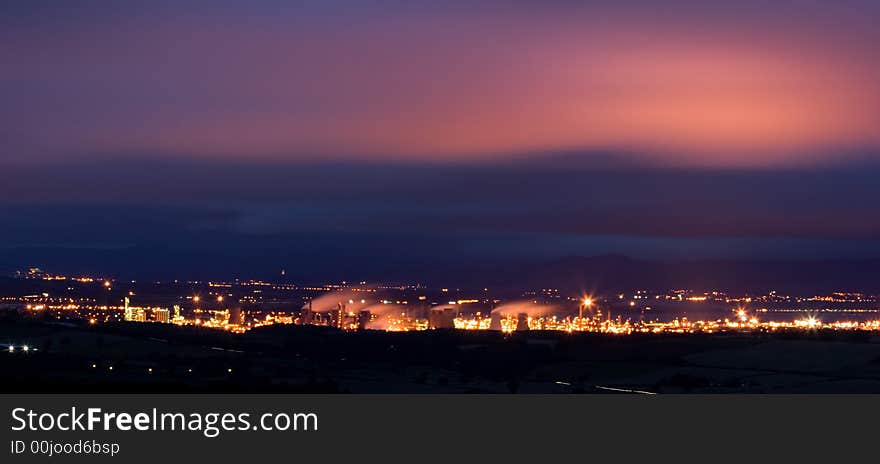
[2,1,880,281]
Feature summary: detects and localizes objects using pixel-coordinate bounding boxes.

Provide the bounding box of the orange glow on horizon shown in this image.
[6,6,880,169]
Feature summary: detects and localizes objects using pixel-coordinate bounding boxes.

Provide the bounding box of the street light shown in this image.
[580,297,593,319]
[103,281,111,310]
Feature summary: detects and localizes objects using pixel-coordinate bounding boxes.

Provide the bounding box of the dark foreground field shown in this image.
[3,316,880,393]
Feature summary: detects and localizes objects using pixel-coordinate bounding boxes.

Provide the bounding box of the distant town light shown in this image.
[583,297,593,307]
[22,345,29,352]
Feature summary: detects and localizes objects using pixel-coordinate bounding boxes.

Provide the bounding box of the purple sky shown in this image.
[3,1,880,167]
[2,1,880,280]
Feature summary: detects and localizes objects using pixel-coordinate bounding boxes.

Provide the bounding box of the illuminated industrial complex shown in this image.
[6,267,880,339]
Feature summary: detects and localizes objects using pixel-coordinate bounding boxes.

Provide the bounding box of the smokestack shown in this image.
[428,307,455,330]
[516,313,530,331]
[489,312,502,331]
[334,302,346,328]
[357,310,371,330]
[300,300,313,325]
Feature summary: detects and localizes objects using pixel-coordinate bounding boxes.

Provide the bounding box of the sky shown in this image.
[2,1,880,282]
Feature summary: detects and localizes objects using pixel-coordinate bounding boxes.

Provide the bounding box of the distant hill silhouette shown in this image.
[436,254,880,294]
[4,250,880,294]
